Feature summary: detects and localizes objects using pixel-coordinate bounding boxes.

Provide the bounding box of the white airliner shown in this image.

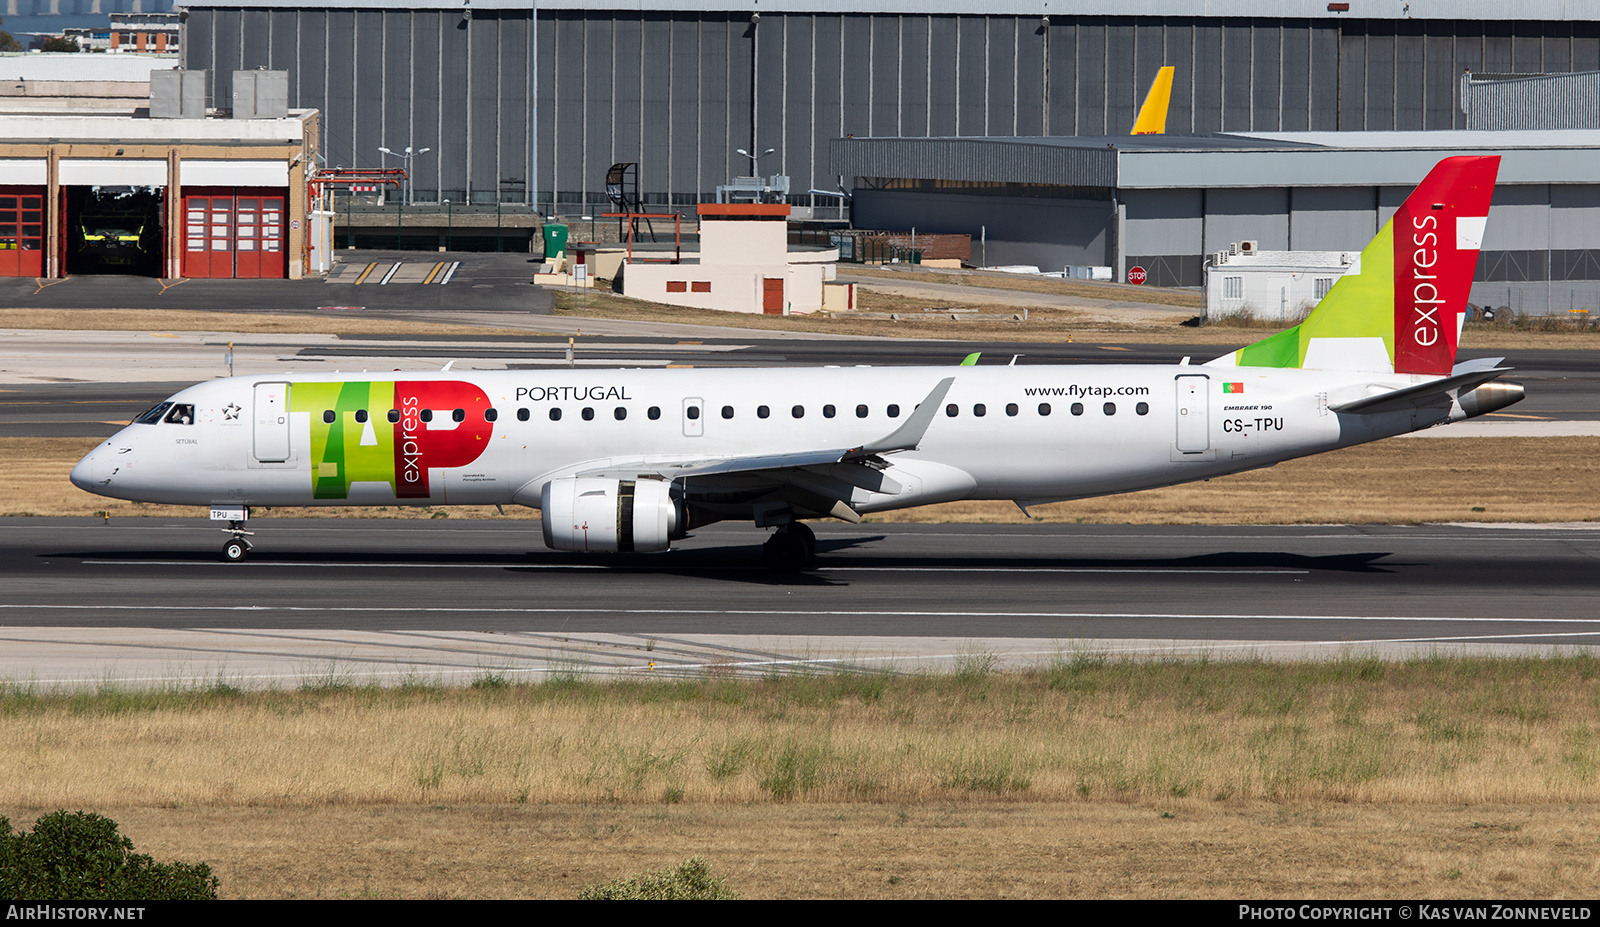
[72,156,1522,570]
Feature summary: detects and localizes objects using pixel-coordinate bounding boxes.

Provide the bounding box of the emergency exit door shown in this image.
[253,382,290,462]
[1175,374,1210,454]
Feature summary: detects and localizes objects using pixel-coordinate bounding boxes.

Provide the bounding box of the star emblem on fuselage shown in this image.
[222,402,241,421]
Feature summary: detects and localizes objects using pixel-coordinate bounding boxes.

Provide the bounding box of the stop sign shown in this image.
[1127,265,1147,285]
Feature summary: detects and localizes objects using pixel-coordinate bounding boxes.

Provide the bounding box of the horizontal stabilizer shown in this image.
[1328,367,1512,415]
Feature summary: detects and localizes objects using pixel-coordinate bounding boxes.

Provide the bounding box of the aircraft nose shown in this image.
[70,442,109,492]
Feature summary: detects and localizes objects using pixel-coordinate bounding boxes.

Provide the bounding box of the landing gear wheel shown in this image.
[222,539,249,563]
[763,527,812,573]
[789,521,817,558]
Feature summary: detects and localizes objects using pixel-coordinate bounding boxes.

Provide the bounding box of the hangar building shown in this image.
[832,131,1600,314]
[178,0,1600,214]
[0,56,319,280]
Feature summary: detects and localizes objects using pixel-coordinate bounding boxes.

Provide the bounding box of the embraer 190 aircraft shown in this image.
[72,156,1522,571]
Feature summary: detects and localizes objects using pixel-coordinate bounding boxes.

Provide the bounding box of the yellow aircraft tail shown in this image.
[1130,66,1174,135]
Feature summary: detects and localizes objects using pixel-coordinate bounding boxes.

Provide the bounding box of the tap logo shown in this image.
[294,380,495,500]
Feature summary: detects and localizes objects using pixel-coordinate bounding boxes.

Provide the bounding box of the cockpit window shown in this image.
[133,402,173,425]
[163,403,195,425]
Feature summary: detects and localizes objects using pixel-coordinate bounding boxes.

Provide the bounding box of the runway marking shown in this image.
[352,262,379,285]
[6,604,1600,624]
[79,560,1309,575]
[378,263,402,285]
[440,262,460,285]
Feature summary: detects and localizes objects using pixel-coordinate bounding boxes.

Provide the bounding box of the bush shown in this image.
[0,811,219,900]
[578,856,736,900]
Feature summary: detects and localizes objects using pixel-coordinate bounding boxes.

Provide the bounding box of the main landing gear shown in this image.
[762,522,816,573]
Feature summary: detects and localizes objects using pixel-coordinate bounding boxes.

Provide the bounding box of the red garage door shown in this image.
[0,188,44,278]
[183,188,286,279]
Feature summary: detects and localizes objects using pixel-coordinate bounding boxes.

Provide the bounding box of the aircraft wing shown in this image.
[566,377,958,521]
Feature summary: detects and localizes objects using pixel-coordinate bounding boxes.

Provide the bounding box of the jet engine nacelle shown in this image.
[540,477,679,553]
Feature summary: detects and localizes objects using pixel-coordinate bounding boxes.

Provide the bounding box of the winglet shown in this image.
[960,352,981,366]
[1131,66,1175,135]
[849,376,956,458]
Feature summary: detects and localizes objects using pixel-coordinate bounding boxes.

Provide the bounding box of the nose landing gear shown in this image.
[221,521,254,562]
[211,505,254,562]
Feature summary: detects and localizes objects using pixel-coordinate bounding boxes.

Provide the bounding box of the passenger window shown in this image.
[388,409,400,423]
[1006,403,1018,416]
[323,410,335,424]
[517,408,530,421]
[973,404,986,417]
[686,406,700,421]
[1136,402,1149,416]
[614,407,627,421]
[856,404,868,418]
[792,405,805,419]
[485,408,498,422]
[355,409,368,424]
[420,409,433,423]
[721,405,734,419]
[823,404,836,418]
[549,408,562,421]
[1104,402,1116,416]
[1071,402,1084,416]
[452,408,466,422]
[582,408,594,421]
[648,406,661,420]
[887,404,900,418]
[1038,403,1052,416]
[758,405,770,419]
[945,403,959,417]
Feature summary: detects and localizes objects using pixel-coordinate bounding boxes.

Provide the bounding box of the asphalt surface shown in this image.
[0,250,554,315]
[4,250,1599,687]
[3,518,1599,689]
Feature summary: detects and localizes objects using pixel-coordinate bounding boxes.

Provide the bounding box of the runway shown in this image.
[4,518,1598,689]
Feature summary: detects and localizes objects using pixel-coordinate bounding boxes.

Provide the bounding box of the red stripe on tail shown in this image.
[1392,156,1500,375]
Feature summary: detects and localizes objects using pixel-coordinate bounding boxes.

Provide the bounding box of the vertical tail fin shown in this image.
[1131,66,1175,136]
[1210,155,1500,374]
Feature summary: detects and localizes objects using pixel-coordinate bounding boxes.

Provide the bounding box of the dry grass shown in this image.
[844,265,1207,310]
[15,435,1599,524]
[32,801,1598,899]
[885,437,1600,525]
[553,288,1600,347]
[5,658,1600,898]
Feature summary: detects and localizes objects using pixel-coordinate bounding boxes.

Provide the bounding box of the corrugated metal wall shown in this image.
[1466,71,1600,130]
[186,7,534,204]
[182,10,1600,211]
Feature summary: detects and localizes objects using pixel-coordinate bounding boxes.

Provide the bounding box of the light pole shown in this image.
[377,145,432,206]
[735,147,776,174]
[444,199,452,252]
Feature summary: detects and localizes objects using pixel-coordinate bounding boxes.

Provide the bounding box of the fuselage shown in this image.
[70,363,1440,517]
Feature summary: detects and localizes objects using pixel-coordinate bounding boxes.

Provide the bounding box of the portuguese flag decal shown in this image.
[1222,382,1244,394]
